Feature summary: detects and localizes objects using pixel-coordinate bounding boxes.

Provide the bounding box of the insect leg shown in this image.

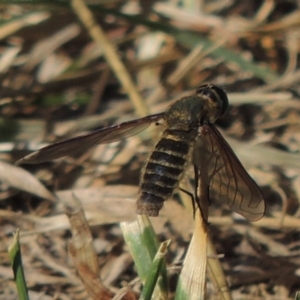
[194,165,210,224]
[179,187,196,217]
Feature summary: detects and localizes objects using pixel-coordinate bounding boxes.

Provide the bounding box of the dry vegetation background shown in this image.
[1,0,300,299]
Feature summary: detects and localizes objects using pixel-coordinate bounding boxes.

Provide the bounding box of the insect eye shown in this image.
[196,84,229,116]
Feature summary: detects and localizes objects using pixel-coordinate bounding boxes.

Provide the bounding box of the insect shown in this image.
[17,84,265,221]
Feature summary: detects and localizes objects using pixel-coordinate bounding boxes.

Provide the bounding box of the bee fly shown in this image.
[17,84,265,221]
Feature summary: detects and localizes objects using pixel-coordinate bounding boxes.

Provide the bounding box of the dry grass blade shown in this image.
[67,196,99,274]
[71,0,149,117]
[73,264,114,300]
[18,186,137,236]
[175,212,207,300]
[228,91,293,104]
[207,236,232,300]
[225,135,300,170]
[0,46,21,73]
[1,161,56,202]
[258,10,300,32]
[3,1,300,299]
[154,2,223,30]
[0,11,49,40]
[67,195,116,299]
[24,23,81,71]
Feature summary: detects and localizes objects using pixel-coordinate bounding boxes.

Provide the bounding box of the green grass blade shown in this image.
[8,230,29,300]
[140,240,170,300]
[121,215,168,299]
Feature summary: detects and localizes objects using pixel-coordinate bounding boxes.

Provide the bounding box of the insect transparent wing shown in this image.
[193,124,265,221]
[17,113,164,164]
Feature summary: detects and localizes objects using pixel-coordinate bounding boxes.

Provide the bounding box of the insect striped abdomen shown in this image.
[137,131,195,216]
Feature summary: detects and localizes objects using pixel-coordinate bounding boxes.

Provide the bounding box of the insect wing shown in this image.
[193,124,265,221]
[17,113,164,164]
